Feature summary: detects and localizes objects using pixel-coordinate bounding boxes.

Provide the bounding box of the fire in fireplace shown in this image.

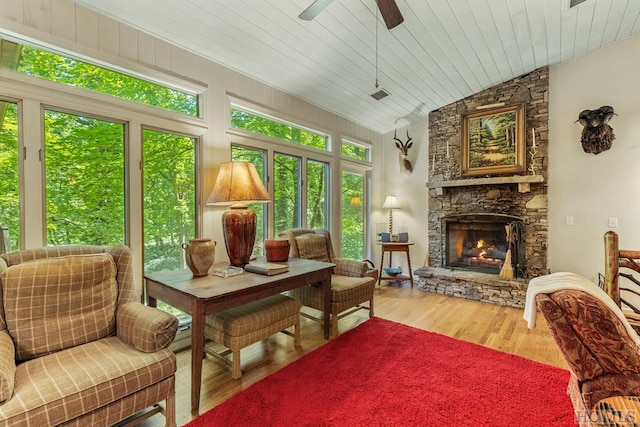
[444,214,522,275]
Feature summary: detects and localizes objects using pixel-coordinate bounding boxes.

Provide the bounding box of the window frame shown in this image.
[0,46,208,291]
[42,106,129,246]
[341,138,372,162]
[228,130,334,240]
[339,161,372,260]
[141,124,202,265]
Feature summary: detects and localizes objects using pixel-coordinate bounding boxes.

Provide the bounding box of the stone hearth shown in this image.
[414,267,526,308]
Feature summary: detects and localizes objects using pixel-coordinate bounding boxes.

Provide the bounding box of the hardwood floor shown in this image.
[140,282,565,426]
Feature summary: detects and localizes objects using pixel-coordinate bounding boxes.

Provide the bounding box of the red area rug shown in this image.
[187,317,575,426]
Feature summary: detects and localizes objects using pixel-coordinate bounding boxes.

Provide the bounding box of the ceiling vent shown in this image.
[371,89,390,100]
[569,0,587,7]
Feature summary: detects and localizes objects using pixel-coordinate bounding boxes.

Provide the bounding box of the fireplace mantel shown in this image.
[426,174,544,193]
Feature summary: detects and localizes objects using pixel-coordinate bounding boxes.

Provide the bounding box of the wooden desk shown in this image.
[377,242,414,287]
[145,257,334,415]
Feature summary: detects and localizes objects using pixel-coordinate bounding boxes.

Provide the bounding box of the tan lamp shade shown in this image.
[207,161,270,267]
[206,161,270,206]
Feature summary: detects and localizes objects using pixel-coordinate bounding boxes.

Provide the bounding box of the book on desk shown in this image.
[244,262,289,276]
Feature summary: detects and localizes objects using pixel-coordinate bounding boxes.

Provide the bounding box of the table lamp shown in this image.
[382,195,400,233]
[206,161,271,267]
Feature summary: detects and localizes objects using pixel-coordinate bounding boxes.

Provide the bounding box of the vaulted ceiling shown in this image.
[75,0,640,134]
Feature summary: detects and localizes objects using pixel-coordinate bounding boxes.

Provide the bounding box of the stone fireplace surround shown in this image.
[417,67,549,308]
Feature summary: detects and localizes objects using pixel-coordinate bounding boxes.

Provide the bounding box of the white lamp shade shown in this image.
[382,195,400,209]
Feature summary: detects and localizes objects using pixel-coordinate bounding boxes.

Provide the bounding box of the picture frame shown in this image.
[461,103,525,177]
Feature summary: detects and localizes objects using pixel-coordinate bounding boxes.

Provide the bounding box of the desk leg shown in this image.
[191,306,205,415]
[406,248,414,287]
[323,273,331,339]
[378,250,385,286]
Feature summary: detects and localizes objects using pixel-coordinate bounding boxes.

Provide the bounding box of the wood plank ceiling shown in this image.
[75,0,640,134]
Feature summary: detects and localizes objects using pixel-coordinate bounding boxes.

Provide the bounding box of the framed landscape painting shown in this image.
[461,103,525,177]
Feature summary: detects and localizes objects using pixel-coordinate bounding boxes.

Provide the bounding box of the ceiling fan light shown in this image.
[371,89,390,100]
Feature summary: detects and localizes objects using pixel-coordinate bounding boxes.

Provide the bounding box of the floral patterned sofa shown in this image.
[525,272,640,423]
[0,245,178,427]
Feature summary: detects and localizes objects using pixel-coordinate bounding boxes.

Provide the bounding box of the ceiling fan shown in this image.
[299,0,404,30]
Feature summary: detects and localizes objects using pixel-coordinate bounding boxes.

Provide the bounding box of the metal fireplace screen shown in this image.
[445,218,515,275]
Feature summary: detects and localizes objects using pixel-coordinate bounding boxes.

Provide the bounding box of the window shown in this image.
[143,128,197,324]
[0,34,208,332]
[341,171,365,259]
[342,139,371,161]
[143,129,197,273]
[44,109,125,245]
[231,107,328,151]
[231,145,268,255]
[274,153,302,236]
[228,102,374,258]
[1,37,199,117]
[307,160,328,229]
[341,137,372,259]
[0,100,19,250]
[1,34,205,254]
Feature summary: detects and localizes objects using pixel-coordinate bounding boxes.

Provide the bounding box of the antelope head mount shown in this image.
[394,129,413,175]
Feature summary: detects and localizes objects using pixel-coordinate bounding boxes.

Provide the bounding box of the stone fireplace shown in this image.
[416,67,549,308]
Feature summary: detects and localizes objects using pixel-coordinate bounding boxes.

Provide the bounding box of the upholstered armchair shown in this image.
[525,272,640,420]
[0,245,179,427]
[278,228,377,335]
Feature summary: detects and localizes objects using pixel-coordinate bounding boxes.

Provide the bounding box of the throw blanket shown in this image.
[524,271,640,347]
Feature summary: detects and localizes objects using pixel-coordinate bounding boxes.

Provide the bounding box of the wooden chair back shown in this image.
[604,230,640,329]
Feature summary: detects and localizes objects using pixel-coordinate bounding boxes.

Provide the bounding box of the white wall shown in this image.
[374,121,429,273]
[548,32,640,282]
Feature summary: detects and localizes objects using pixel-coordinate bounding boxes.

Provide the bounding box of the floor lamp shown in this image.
[206,161,271,267]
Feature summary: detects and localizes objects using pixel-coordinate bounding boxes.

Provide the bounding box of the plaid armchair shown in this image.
[525,272,640,422]
[278,228,377,335]
[0,245,178,427]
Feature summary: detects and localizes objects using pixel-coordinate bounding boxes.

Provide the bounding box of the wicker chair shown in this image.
[525,272,640,423]
[278,228,377,336]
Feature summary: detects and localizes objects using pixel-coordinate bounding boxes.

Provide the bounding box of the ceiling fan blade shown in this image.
[298,0,335,21]
[376,0,404,29]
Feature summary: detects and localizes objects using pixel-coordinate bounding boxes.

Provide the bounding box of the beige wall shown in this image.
[376,122,429,273]
[548,32,640,282]
[0,0,382,284]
